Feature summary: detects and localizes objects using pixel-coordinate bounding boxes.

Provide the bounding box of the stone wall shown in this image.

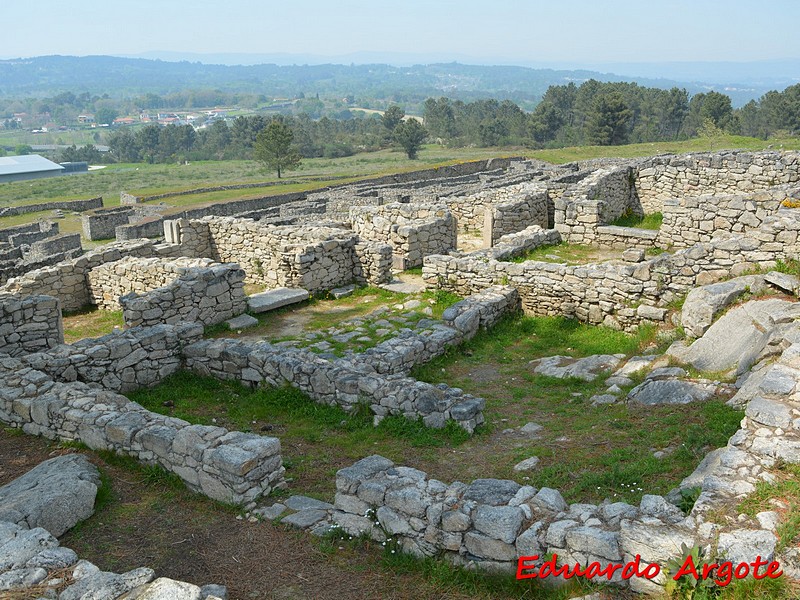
[360,286,521,375]
[658,186,798,248]
[0,240,158,311]
[7,222,60,247]
[593,225,659,250]
[0,221,57,243]
[0,294,62,357]
[424,211,800,331]
[0,353,284,505]
[350,203,457,269]
[330,320,800,594]
[0,196,103,218]
[173,217,392,292]
[23,233,82,262]
[87,256,217,309]
[636,151,800,213]
[115,216,167,241]
[184,339,486,433]
[120,264,247,328]
[554,166,641,245]
[485,185,550,246]
[82,206,135,240]
[24,321,202,393]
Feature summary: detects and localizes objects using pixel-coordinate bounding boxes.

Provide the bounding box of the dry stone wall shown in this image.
[184,339,486,433]
[23,322,202,393]
[172,217,392,292]
[424,211,800,331]
[81,206,135,240]
[360,286,520,375]
[0,353,284,505]
[22,233,82,262]
[120,264,247,328]
[636,151,800,213]
[350,203,456,269]
[0,196,102,218]
[88,256,219,309]
[0,240,158,311]
[554,166,640,245]
[0,294,62,357]
[658,185,799,248]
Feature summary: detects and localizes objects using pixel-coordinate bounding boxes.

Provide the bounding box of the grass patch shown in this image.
[381,546,599,599]
[504,243,603,264]
[611,211,663,230]
[127,371,471,495]
[410,313,742,503]
[739,461,800,552]
[774,258,800,277]
[62,307,124,343]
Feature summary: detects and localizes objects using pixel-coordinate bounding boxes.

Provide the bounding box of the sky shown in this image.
[3,0,800,65]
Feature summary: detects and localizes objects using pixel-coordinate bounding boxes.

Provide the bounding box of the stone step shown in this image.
[247,287,309,314]
[225,314,259,330]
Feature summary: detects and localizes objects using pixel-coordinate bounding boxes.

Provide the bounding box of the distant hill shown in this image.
[0,55,788,106]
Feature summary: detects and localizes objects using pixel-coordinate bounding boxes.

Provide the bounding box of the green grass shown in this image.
[410,314,743,504]
[504,243,602,264]
[739,461,800,552]
[62,308,124,343]
[774,258,800,277]
[527,135,800,164]
[611,211,663,230]
[126,370,475,496]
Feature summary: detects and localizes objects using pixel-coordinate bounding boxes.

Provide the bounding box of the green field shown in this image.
[1,135,798,237]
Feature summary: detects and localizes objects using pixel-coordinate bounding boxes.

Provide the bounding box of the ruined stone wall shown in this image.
[0,240,158,311]
[0,352,284,505]
[8,223,60,248]
[424,212,800,331]
[0,293,62,357]
[554,166,640,245]
[0,196,102,218]
[22,233,82,262]
[115,216,166,241]
[446,182,549,236]
[23,321,202,393]
[486,185,550,245]
[331,321,800,593]
[658,186,797,248]
[184,339,486,433]
[87,256,218,309]
[173,217,392,292]
[0,221,57,243]
[360,286,520,375]
[81,206,135,240]
[636,151,800,213]
[350,203,457,269]
[120,264,247,328]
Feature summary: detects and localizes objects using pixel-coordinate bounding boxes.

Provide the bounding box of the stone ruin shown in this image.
[2,151,800,596]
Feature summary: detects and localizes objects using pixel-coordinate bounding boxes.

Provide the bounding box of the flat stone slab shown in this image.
[247,287,309,314]
[627,379,718,405]
[0,454,100,537]
[330,284,356,299]
[225,314,259,330]
[379,279,425,294]
[284,495,334,511]
[681,278,751,338]
[677,299,800,375]
[764,271,800,294]
[530,354,624,381]
[281,509,329,529]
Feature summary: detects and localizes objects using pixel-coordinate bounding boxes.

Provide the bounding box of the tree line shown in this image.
[92,80,800,165]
